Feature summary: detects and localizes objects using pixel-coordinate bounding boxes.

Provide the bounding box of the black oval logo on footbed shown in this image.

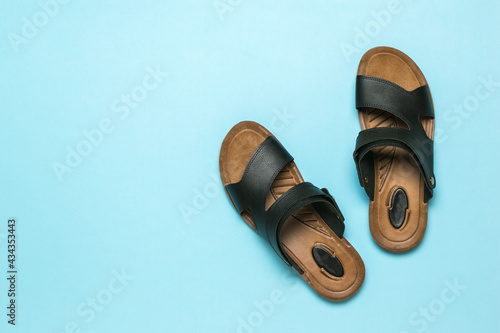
[312,246,344,277]
[388,188,408,229]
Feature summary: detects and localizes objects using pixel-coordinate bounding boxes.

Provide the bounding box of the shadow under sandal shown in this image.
[353,46,436,252]
[220,121,364,301]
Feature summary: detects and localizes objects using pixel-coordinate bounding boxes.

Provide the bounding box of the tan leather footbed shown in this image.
[357,47,434,252]
[219,121,364,301]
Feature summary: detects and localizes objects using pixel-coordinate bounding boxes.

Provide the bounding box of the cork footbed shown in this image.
[357,47,434,252]
[219,121,365,300]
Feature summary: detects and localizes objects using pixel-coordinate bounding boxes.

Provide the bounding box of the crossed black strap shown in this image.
[353,75,437,202]
[226,136,345,267]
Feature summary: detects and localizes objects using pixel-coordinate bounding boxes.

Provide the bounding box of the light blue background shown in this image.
[1,1,499,332]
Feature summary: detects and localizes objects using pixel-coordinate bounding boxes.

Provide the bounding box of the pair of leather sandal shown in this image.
[219,47,436,301]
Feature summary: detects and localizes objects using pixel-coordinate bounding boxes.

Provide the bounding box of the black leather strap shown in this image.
[356,75,434,121]
[353,75,436,202]
[226,136,345,266]
[265,182,345,263]
[226,136,293,221]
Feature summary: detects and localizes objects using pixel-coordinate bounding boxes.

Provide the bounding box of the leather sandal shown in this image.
[220,121,365,300]
[353,47,436,252]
